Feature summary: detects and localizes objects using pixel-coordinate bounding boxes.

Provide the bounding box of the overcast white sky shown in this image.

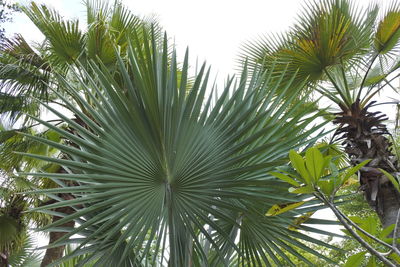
[5,0,398,246]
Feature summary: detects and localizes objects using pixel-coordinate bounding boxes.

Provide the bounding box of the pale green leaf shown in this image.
[343,251,367,267]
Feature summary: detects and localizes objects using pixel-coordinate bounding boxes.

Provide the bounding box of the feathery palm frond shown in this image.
[0,1,162,128]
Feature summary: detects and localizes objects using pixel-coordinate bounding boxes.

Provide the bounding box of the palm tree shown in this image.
[0,120,61,267]
[16,20,343,264]
[241,0,400,235]
[0,177,42,267]
[0,0,161,126]
[0,1,161,265]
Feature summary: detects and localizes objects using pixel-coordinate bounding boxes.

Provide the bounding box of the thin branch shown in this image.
[314,192,396,267]
[22,119,64,130]
[334,203,393,250]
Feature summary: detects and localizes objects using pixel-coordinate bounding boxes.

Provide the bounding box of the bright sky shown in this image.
[6,0,398,248]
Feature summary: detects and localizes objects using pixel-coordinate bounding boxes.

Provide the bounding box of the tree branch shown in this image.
[314,192,397,267]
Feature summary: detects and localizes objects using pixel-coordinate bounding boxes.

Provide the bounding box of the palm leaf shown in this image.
[0,34,51,114]
[8,234,41,267]
[22,2,85,67]
[374,1,400,55]
[239,0,378,97]
[23,32,333,266]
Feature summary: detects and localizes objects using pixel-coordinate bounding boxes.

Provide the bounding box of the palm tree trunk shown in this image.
[41,123,82,267]
[40,197,75,267]
[0,251,8,267]
[334,101,400,237]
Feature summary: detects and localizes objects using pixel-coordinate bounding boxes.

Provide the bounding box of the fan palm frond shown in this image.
[0,34,51,112]
[22,2,85,68]
[20,32,336,266]
[8,234,41,267]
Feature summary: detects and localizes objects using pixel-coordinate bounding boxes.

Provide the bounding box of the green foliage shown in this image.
[343,251,367,267]
[7,234,41,267]
[0,214,20,249]
[56,245,95,267]
[272,147,369,199]
[0,0,161,127]
[374,3,400,54]
[2,0,396,265]
[19,30,339,266]
[240,0,400,109]
[272,146,400,266]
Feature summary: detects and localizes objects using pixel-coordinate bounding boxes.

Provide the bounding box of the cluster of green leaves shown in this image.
[0,119,63,264]
[342,215,400,267]
[271,145,400,266]
[271,147,369,198]
[0,190,42,267]
[5,234,41,267]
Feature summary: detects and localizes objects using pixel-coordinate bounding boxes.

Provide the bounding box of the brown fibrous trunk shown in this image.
[40,201,75,267]
[334,100,400,235]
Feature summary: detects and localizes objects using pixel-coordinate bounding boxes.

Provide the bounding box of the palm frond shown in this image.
[21,32,336,266]
[239,0,379,99]
[22,2,85,68]
[374,1,400,55]
[8,234,41,267]
[0,34,51,113]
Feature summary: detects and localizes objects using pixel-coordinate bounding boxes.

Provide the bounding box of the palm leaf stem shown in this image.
[323,68,351,107]
[357,52,380,100]
[361,72,400,106]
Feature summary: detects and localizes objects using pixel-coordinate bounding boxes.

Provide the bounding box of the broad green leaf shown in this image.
[318,180,335,196]
[366,256,377,267]
[389,252,400,264]
[289,150,311,184]
[305,147,324,182]
[322,155,333,174]
[46,130,61,143]
[289,185,314,194]
[350,215,378,241]
[343,251,367,267]
[379,224,395,239]
[266,201,305,216]
[289,212,314,230]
